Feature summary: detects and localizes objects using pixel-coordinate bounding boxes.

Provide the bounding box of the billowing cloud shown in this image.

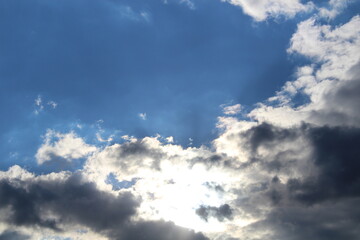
[35,130,97,165]
[249,15,360,127]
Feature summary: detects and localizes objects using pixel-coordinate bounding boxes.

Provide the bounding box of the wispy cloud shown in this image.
[139,112,147,120]
[33,95,57,115]
[223,0,314,21]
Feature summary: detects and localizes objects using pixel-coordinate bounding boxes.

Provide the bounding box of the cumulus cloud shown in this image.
[35,130,97,165]
[249,15,360,127]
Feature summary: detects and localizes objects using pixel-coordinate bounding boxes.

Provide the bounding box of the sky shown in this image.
[0,0,360,239]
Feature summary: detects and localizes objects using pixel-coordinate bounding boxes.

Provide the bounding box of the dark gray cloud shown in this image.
[0,174,138,232]
[196,204,233,222]
[239,123,360,203]
[231,122,360,240]
[309,62,360,127]
[203,182,225,193]
[113,140,165,171]
[0,173,208,240]
[190,154,225,168]
[117,140,161,158]
[287,125,360,204]
[0,231,29,240]
[112,220,209,240]
[242,122,298,154]
[0,180,59,230]
[249,198,360,240]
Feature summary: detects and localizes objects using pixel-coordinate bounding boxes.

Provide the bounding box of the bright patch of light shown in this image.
[135,162,232,233]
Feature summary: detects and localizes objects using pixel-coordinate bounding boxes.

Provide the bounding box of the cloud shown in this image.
[33,95,57,115]
[113,5,152,23]
[223,0,314,21]
[0,231,29,240]
[244,198,360,240]
[287,125,360,204]
[222,0,356,22]
[138,113,147,120]
[318,0,353,19]
[0,172,137,231]
[248,15,360,127]
[222,104,242,115]
[180,0,196,10]
[0,167,208,240]
[35,130,97,165]
[111,221,208,240]
[166,136,174,143]
[196,204,233,222]
[47,101,57,109]
[33,95,44,115]
[212,122,360,239]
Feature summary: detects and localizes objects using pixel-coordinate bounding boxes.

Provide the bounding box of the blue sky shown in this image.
[1,1,360,239]
[0,0,307,170]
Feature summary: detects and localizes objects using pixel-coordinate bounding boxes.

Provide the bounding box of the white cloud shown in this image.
[47,100,58,109]
[35,130,97,165]
[113,5,152,23]
[180,0,196,10]
[249,15,360,127]
[139,112,147,120]
[34,95,44,114]
[166,136,174,143]
[0,165,34,181]
[33,95,57,114]
[223,0,314,21]
[222,104,242,115]
[318,0,352,19]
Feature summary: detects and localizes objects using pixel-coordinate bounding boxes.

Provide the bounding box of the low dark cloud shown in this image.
[253,198,360,240]
[0,172,208,240]
[0,231,29,240]
[112,220,209,240]
[287,125,360,204]
[240,123,360,203]
[196,204,233,222]
[231,122,360,239]
[0,174,138,233]
[203,182,225,193]
[309,62,360,127]
[242,122,298,154]
[113,140,165,171]
[190,154,225,168]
